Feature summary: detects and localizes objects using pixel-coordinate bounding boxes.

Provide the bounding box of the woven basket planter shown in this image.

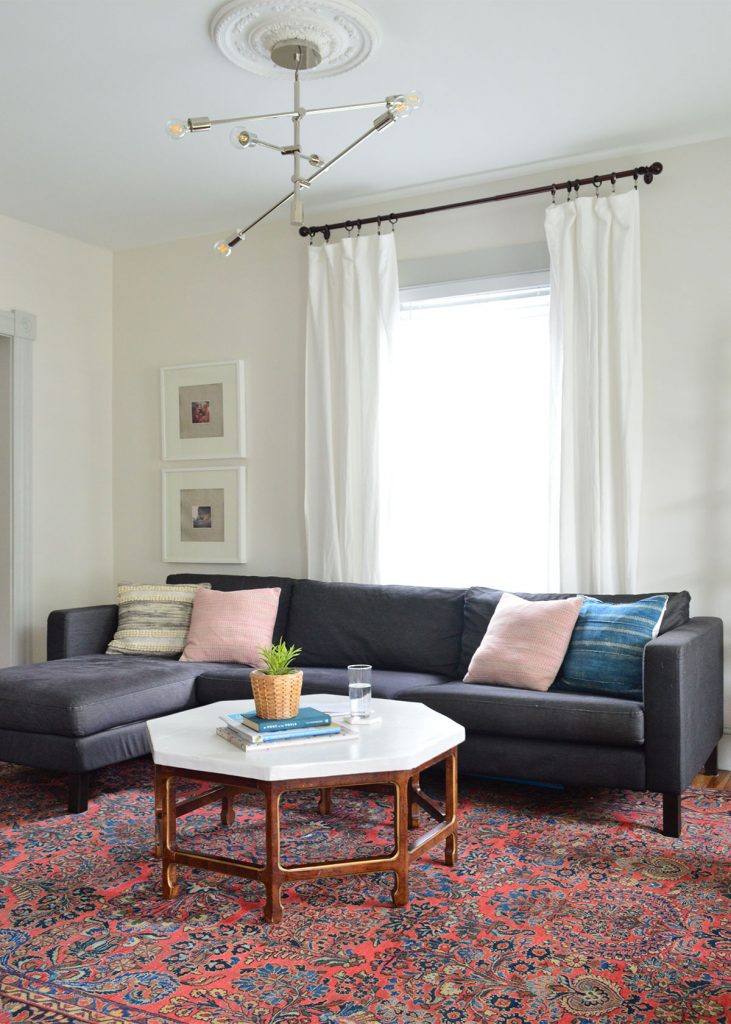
[250,669,303,720]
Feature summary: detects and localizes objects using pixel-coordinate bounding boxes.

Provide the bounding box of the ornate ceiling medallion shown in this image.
[211,0,380,78]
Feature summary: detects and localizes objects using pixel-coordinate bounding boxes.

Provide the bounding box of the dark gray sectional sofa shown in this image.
[0,573,723,838]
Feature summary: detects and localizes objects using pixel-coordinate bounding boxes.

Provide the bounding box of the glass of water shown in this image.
[347,664,372,719]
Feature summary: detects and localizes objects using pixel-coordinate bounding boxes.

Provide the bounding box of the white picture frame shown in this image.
[162,466,246,563]
[161,360,245,460]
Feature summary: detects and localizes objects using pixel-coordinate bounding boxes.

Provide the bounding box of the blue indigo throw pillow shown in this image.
[552,595,668,701]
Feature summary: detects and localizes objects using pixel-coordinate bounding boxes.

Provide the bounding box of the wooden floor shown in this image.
[692,769,730,790]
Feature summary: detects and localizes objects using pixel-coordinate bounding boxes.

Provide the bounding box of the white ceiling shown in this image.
[2,0,731,250]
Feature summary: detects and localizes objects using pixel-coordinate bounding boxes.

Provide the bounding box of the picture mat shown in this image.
[162,467,246,563]
[161,361,245,459]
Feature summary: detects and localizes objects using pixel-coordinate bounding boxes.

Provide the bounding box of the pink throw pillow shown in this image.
[180,587,281,666]
[464,592,584,691]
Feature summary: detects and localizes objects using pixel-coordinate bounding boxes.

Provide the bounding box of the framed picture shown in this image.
[162,466,246,563]
[161,360,245,460]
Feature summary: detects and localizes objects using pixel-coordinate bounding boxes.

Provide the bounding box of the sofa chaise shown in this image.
[0,573,722,837]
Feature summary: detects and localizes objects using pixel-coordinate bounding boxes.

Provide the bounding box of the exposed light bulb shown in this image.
[387,92,423,118]
[213,240,233,257]
[166,119,190,140]
[230,127,258,149]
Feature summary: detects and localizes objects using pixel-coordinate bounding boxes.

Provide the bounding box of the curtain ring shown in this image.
[323,226,331,243]
[551,184,557,204]
[356,219,362,236]
[566,181,572,202]
[633,170,639,190]
[389,214,398,232]
[610,172,617,193]
[345,221,354,234]
[377,216,382,235]
[308,228,316,246]
[593,174,602,197]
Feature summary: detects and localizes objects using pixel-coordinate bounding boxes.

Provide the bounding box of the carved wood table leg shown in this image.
[391,774,410,907]
[264,785,284,923]
[318,787,332,815]
[160,771,179,899]
[408,773,420,829]
[221,787,236,826]
[154,766,164,859]
[444,749,458,866]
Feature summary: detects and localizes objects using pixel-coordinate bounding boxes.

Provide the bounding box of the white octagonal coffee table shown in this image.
[147,694,465,922]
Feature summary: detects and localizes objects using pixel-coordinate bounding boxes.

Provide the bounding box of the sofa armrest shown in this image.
[643,616,723,793]
[47,605,119,660]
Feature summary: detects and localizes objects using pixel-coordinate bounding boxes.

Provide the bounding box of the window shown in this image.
[380,272,551,590]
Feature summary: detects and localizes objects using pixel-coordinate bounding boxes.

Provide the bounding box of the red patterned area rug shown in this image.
[0,759,729,1024]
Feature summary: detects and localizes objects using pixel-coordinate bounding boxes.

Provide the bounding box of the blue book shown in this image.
[230,707,332,733]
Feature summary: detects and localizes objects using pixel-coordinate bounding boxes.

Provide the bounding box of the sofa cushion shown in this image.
[180,586,281,666]
[458,587,690,678]
[167,573,295,647]
[285,579,465,676]
[0,655,208,737]
[399,682,644,747]
[464,593,583,690]
[106,582,210,657]
[195,665,450,705]
[282,581,460,675]
[552,595,668,701]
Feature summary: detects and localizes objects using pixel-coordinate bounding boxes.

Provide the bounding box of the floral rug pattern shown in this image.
[0,758,729,1023]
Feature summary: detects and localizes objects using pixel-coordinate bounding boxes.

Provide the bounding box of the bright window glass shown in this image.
[381,274,551,590]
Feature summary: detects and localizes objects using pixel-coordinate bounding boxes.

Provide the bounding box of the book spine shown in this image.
[256,725,340,742]
[243,714,331,732]
[216,726,251,751]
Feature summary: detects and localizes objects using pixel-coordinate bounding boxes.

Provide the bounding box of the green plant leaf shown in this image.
[257,638,303,675]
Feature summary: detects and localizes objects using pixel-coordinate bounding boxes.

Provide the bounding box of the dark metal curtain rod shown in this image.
[299,161,663,240]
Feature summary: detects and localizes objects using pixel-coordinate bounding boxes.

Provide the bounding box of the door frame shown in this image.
[0,309,35,665]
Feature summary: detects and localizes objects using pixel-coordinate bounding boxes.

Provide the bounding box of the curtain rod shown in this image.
[299,161,663,240]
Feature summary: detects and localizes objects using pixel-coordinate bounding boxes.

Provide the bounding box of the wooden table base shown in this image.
[154,747,458,922]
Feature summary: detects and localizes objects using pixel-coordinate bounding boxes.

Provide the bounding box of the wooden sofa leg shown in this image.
[662,793,681,838]
[702,746,719,776]
[68,772,91,814]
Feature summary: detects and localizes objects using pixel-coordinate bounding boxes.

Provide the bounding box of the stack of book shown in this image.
[216,706,353,752]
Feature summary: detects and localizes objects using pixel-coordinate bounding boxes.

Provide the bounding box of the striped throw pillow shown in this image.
[106,583,211,657]
[553,595,668,700]
[179,586,281,666]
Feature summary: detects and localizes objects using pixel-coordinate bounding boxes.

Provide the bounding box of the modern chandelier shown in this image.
[166,0,421,256]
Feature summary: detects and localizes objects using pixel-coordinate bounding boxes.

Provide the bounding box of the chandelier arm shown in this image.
[304,117,391,187]
[209,110,298,127]
[306,100,388,116]
[254,138,291,152]
[225,116,394,248]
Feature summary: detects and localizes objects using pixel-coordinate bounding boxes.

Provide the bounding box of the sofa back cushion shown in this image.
[166,574,294,645]
[285,579,466,676]
[458,587,691,679]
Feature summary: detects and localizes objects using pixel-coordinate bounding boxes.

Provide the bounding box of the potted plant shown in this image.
[250,639,303,719]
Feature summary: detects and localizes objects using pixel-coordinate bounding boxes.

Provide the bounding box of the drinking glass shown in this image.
[347,664,372,719]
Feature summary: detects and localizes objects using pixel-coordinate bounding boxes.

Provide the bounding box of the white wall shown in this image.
[113,220,306,582]
[0,213,114,660]
[113,135,731,764]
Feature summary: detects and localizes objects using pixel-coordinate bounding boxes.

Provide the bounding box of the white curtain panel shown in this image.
[545,189,642,593]
[305,233,399,583]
